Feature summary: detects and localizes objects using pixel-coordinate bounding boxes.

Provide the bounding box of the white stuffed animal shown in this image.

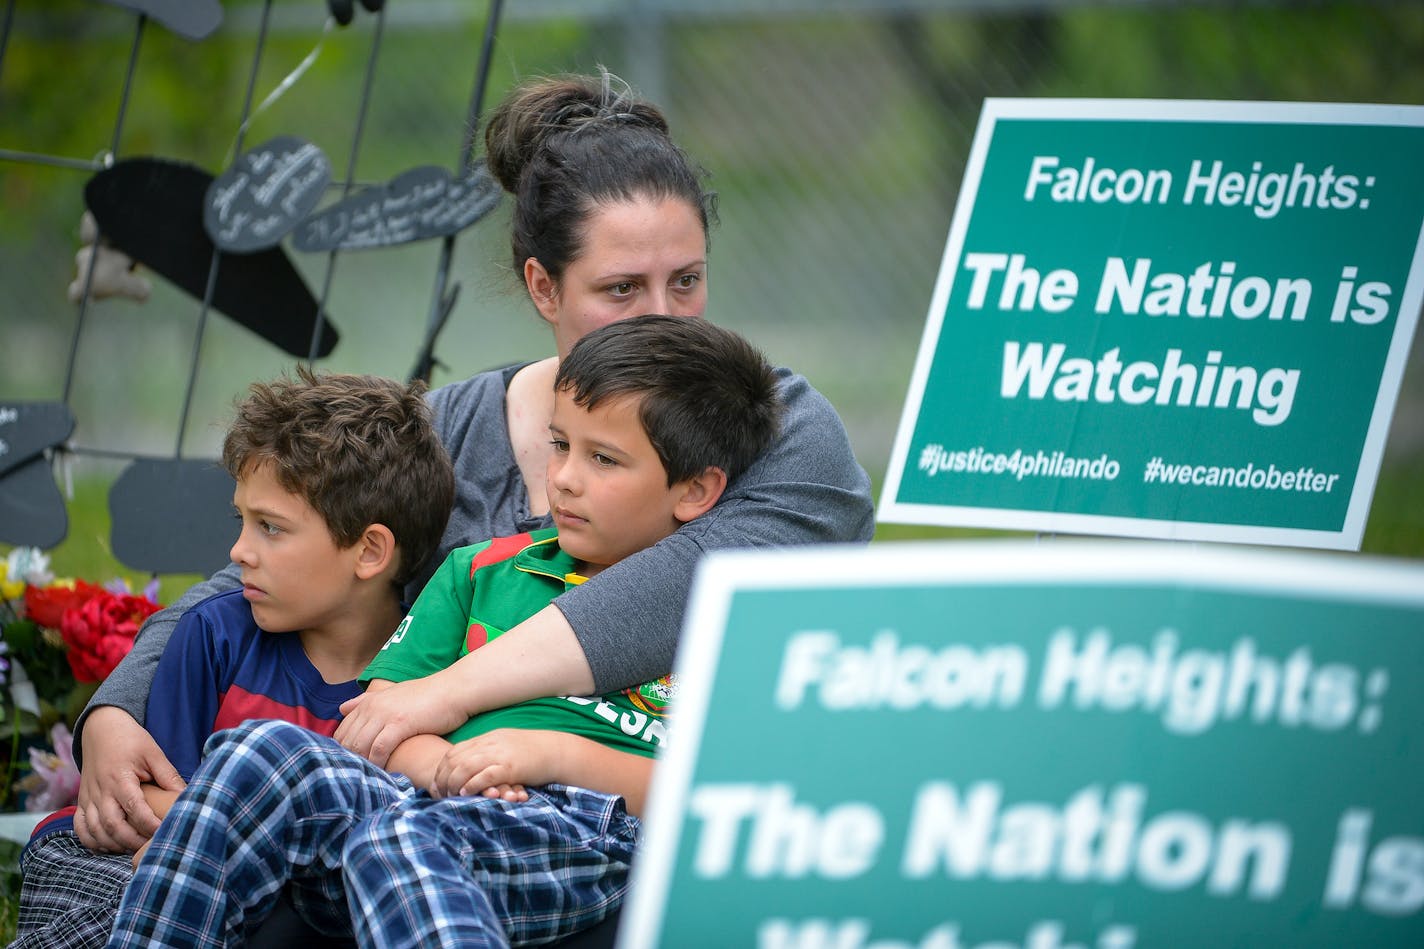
[67,211,152,304]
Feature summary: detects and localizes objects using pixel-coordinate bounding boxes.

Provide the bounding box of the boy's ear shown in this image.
[672,466,729,524]
[353,523,398,581]
[523,257,558,325]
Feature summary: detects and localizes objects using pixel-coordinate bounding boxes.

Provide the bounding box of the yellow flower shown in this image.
[0,563,24,601]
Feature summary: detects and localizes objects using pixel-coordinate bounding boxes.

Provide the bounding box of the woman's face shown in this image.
[526,193,708,358]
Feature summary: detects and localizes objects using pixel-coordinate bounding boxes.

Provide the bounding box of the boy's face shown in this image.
[546,389,689,576]
[229,461,359,634]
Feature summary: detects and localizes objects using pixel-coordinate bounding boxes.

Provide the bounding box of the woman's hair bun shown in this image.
[484,68,670,194]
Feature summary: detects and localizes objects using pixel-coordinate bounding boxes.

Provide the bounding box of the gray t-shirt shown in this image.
[74,362,873,767]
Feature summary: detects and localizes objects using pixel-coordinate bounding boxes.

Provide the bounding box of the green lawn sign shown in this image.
[620,541,1424,948]
[878,100,1424,550]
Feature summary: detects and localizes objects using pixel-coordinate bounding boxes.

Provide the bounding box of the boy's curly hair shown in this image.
[221,366,454,588]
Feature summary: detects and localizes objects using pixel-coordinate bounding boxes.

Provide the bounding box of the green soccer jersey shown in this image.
[362,527,673,758]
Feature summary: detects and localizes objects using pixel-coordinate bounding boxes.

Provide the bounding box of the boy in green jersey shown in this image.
[109,314,783,947]
[354,313,782,809]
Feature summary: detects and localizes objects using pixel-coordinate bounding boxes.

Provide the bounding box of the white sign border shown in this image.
[619,539,1424,948]
[878,98,1424,551]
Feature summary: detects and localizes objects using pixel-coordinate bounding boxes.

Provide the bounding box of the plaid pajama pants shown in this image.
[10,829,133,949]
[103,719,640,949]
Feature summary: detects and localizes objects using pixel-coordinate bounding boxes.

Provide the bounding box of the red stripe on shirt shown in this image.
[30,805,76,838]
[468,533,534,578]
[213,685,342,737]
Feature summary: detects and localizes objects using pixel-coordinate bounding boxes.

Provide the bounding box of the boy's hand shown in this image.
[431,728,563,800]
[139,782,180,823]
[75,707,186,853]
[336,675,469,767]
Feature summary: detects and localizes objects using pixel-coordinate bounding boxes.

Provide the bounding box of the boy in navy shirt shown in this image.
[13,368,454,948]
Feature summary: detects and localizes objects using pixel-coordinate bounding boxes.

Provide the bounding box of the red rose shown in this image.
[58,592,161,682]
[24,580,104,630]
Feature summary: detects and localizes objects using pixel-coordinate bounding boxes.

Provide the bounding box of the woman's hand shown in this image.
[337,606,596,767]
[335,675,471,767]
[430,728,563,800]
[74,707,186,853]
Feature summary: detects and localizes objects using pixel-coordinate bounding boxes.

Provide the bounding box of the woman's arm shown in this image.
[71,708,185,853]
[557,369,874,690]
[73,562,242,764]
[71,563,241,852]
[338,371,870,764]
[354,679,458,787]
[337,604,592,767]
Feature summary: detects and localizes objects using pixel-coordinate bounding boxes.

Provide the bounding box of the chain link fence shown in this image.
[2,0,1422,554]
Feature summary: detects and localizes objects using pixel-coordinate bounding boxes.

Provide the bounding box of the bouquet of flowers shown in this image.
[0,547,163,812]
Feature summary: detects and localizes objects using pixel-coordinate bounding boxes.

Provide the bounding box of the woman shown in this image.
[70,69,874,855]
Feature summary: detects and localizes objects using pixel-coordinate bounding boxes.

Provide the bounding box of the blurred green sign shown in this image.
[622,541,1424,948]
[879,100,1424,549]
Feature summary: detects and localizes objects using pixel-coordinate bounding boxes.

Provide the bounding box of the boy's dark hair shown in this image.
[554,315,781,485]
[221,367,454,589]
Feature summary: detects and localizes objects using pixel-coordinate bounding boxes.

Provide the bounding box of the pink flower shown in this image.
[21,723,81,813]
